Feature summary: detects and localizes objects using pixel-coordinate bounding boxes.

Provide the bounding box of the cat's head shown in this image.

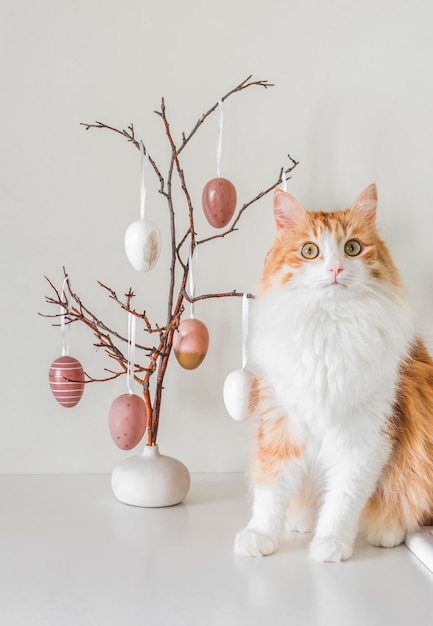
[260,184,402,296]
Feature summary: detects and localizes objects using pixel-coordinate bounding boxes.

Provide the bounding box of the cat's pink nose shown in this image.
[329,265,344,279]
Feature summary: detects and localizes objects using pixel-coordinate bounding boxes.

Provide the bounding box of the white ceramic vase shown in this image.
[111,444,190,507]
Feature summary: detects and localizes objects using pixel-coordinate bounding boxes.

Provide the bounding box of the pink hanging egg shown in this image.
[173,319,209,370]
[202,178,237,228]
[49,355,85,408]
[108,393,148,450]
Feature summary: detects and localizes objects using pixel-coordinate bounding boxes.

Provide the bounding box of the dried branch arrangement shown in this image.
[42,75,298,448]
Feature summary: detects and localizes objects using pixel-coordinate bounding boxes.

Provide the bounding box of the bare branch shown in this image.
[97,281,166,334]
[42,77,299,446]
[177,76,274,155]
[181,289,256,303]
[80,121,166,194]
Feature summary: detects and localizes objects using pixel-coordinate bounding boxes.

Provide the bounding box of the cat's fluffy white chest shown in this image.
[250,285,414,434]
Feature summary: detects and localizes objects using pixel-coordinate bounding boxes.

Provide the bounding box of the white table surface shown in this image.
[1,473,432,626]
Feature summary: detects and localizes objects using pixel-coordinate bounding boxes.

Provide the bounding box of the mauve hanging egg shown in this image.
[108,393,148,450]
[202,178,237,228]
[124,219,162,271]
[49,356,85,408]
[173,319,209,370]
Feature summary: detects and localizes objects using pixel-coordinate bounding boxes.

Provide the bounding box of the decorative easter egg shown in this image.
[108,393,148,450]
[124,219,162,271]
[173,319,209,370]
[223,369,255,422]
[49,356,85,408]
[202,178,237,228]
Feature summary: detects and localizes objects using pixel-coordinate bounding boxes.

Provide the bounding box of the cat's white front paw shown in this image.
[309,536,353,562]
[234,528,278,557]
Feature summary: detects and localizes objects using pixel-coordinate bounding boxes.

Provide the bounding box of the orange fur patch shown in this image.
[252,415,304,486]
[248,376,261,414]
[363,339,433,533]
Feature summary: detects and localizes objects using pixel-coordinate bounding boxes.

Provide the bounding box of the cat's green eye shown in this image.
[344,239,362,257]
[301,242,319,259]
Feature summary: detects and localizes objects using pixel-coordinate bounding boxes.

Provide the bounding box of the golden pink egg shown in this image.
[49,355,85,408]
[173,319,209,370]
[202,178,237,228]
[108,393,148,450]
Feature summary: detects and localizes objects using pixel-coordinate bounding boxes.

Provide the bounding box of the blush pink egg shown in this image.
[108,393,148,450]
[49,355,85,408]
[202,177,237,228]
[173,319,209,370]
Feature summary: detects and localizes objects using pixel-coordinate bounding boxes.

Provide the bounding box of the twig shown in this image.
[97,281,165,334]
[177,76,274,155]
[181,290,256,303]
[80,121,166,194]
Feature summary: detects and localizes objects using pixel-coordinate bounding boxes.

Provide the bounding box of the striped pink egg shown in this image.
[49,356,85,408]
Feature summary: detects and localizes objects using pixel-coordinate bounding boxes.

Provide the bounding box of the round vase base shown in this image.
[111,444,190,507]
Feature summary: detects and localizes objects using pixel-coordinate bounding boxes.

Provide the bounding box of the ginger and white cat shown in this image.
[235,184,433,562]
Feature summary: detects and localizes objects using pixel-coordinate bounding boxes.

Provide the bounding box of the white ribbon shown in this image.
[188,247,198,319]
[127,311,136,395]
[60,276,70,357]
[139,140,147,220]
[216,99,223,179]
[241,294,249,370]
[281,171,287,192]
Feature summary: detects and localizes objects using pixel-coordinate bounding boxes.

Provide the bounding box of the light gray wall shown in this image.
[2,0,433,473]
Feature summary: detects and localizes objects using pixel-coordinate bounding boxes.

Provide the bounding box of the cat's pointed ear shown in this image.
[351,183,377,223]
[273,189,306,231]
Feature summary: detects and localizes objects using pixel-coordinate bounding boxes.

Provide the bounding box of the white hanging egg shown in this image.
[223,369,255,422]
[124,219,162,271]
